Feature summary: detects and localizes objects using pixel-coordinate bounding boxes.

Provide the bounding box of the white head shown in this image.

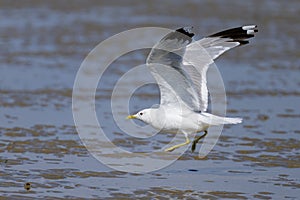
[126,108,154,124]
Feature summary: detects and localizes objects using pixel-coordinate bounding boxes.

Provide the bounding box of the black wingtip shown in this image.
[176,27,195,38]
[208,25,258,44]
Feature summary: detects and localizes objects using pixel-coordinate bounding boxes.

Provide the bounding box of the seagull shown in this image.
[127,25,258,152]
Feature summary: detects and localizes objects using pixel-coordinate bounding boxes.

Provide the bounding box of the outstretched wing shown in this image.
[197,25,258,60]
[146,25,258,112]
[146,27,201,111]
[184,25,258,111]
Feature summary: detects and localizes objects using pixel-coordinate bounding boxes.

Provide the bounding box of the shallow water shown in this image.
[1,0,300,199]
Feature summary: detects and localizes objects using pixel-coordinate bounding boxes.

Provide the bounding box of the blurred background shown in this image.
[0,0,299,199]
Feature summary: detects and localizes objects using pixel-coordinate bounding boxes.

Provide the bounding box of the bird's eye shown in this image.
[139,112,143,116]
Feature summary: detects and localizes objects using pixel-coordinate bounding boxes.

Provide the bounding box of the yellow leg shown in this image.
[165,137,190,152]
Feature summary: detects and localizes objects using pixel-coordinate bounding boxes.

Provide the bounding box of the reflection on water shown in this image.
[1,0,300,199]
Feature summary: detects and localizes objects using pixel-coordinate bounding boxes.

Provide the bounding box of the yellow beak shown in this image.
[126,115,136,119]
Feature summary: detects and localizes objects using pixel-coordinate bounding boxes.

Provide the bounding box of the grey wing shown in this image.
[146,27,202,111]
[184,25,258,111]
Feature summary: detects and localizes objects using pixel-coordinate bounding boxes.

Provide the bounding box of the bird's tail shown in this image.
[222,117,243,124]
[200,113,243,125]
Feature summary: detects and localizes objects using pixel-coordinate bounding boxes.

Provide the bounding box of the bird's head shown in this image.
[126,108,153,124]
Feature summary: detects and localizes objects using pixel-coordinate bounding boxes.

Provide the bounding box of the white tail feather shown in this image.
[223,117,243,124]
[200,113,243,125]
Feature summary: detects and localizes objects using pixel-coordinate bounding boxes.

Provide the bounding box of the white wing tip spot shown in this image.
[242,25,257,31]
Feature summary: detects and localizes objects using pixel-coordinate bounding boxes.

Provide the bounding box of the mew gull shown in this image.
[127,25,258,152]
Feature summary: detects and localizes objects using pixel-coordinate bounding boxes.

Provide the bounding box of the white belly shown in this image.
[149,110,209,134]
